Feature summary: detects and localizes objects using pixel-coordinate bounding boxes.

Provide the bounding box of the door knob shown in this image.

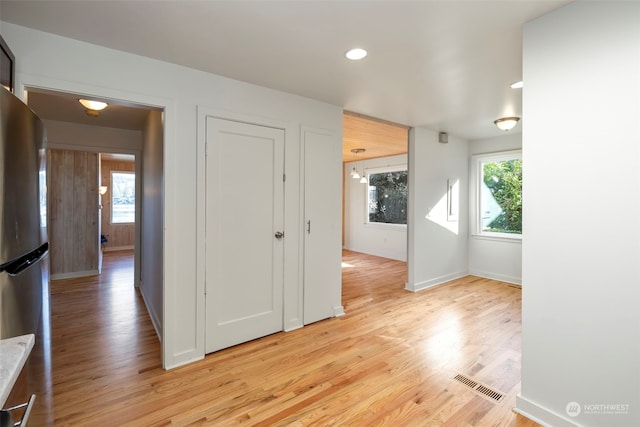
[274,231,284,239]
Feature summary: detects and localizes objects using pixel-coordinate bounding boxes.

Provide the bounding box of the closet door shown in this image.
[303,128,342,325]
[205,117,284,353]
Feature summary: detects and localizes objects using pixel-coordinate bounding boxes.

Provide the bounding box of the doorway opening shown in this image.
[341,111,409,287]
[25,86,164,358]
[99,153,136,272]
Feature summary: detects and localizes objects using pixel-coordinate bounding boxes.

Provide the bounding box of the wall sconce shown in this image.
[494,117,520,131]
[98,186,108,195]
[79,99,108,117]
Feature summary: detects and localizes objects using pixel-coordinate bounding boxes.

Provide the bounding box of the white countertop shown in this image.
[0,334,34,408]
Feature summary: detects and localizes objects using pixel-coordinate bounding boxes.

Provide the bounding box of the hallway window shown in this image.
[367,166,407,225]
[111,172,135,223]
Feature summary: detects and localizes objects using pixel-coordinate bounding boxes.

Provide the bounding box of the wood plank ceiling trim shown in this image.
[343,111,409,163]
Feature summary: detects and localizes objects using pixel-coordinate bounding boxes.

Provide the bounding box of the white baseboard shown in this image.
[284,323,302,333]
[404,271,467,292]
[333,305,345,317]
[51,269,99,280]
[345,246,407,262]
[104,245,134,252]
[284,315,302,332]
[139,286,162,341]
[468,268,522,285]
[515,395,579,427]
[164,353,204,370]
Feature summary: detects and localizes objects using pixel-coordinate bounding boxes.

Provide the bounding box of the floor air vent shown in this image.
[451,373,505,404]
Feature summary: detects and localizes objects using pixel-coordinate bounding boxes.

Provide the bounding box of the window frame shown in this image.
[364,164,408,228]
[110,171,136,225]
[470,150,522,242]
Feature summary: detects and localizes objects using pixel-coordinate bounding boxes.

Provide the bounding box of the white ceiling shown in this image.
[1,0,571,139]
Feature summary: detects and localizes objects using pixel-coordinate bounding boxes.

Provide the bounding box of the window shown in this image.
[111,172,135,223]
[472,151,522,239]
[366,166,407,225]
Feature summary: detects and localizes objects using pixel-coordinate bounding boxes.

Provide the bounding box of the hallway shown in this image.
[48,250,160,425]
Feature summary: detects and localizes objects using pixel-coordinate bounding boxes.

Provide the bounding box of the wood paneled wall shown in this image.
[48,149,99,278]
[100,158,135,250]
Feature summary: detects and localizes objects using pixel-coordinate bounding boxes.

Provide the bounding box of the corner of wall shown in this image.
[404,271,468,292]
[140,286,162,341]
[407,126,469,288]
[515,395,579,427]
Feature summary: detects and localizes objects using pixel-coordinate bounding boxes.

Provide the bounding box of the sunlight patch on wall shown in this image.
[425,179,459,235]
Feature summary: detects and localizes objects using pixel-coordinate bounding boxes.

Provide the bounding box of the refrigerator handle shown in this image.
[0,242,49,276]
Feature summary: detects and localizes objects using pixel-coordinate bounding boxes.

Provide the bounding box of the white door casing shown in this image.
[205,117,285,353]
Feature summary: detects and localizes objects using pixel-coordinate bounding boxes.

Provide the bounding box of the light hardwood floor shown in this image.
[45,250,539,426]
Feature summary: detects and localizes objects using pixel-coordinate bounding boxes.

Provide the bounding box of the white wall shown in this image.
[141,110,163,342]
[468,133,522,284]
[517,2,640,426]
[2,22,343,369]
[407,127,469,291]
[344,154,407,261]
[43,119,142,153]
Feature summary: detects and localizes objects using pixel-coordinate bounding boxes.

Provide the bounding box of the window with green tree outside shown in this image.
[473,151,522,238]
[366,166,407,225]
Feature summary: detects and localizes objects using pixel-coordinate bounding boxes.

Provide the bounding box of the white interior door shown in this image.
[205,117,284,354]
[303,129,342,324]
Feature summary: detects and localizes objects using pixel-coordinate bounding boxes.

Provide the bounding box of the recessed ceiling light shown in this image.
[345,48,367,60]
[510,81,524,89]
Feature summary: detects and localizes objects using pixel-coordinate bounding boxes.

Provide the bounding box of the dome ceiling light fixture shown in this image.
[79,98,108,117]
[494,116,520,131]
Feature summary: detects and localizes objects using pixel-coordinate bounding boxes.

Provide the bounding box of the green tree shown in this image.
[369,171,407,224]
[483,159,522,233]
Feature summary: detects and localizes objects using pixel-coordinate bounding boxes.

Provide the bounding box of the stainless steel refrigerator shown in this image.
[0,86,52,425]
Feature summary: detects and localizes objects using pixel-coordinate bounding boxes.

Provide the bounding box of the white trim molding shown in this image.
[404,271,468,292]
[50,270,100,281]
[468,269,522,285]
[515,395,580,427]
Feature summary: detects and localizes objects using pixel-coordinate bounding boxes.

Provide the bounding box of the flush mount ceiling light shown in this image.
[494,116,520,131]
[345,48,367,60]
[79,99,108,110]
[79,99,108,117]
[510,81,524,89]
